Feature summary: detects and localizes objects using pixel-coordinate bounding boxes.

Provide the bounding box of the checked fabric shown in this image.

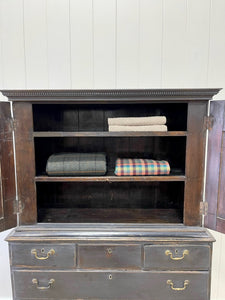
[114,158,170,176]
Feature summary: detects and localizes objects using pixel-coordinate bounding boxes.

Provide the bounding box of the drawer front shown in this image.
[78,244,141,269]
[144,245,210,270]
[13,270,209,300]
[10,243,76,268]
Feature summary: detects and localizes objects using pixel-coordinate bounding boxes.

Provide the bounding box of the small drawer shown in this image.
[10,243,76,268]
[13,270,209,300]
[78,244,141,269]
[144,245,210,270]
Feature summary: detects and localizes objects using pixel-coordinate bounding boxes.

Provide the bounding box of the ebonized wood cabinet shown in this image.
[0,89,224,300]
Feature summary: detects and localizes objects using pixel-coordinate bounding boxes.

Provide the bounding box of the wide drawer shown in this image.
[13,270,209,300]
[78,244,141,269]
[144,245,210,270]
[10,243,76,268]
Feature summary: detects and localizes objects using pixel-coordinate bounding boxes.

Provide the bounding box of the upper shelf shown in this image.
[33,131,188,138]
[1,88,221,102]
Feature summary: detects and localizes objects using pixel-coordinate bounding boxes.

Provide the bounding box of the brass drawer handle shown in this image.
[31,248,55,260]
[167,279,189,291]
[165,249,189,260]
[32,278,55,290]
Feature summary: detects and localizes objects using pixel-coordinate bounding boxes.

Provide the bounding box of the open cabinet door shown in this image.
[0,102,17,231]
[205,100,225,234]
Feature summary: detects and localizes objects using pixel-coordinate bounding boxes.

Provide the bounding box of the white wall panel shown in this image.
[0,1,225,299]
[162,0,187,87]
[24,0,48,88]
[93,0,116,88]
[185,0,211,87]
[139,0,163,88]
[0,0,26,89]
[46,0,71,88]
[208,0,225,100]
[217,234,225,299]
[116,0,139,88]
[70,0,93,88]
[210,229,222,300]
[0,24,5,101]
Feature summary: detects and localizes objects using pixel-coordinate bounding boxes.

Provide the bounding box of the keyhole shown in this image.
[108,274,112,280]
[107,248,112,254]
[175,249,178,254]
[41,248,45,253]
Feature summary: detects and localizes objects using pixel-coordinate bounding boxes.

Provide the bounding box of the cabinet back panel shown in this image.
[33,103,187,131]
[36,182,184,209]
[34,137,186,176]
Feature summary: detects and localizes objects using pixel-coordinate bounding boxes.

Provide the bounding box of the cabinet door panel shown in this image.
[0,102,17,231]
[205,100,225,233]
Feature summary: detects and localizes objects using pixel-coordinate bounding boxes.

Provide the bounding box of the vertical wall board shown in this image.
[185,0,210,87]
[116,0,139,88]
[0,34,5,101]
[23,0,48,88]
[93,0,116,88]
[161,0,187,87]
[208,0,225,100]
[217,233,225,299]
[0,0,26,88]
[70,0,93,88]
[46,0,71,88]
[139,0,163,88]
[209,229,221,300]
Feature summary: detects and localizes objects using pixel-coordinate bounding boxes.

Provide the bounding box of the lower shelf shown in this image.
[38,208,183,223]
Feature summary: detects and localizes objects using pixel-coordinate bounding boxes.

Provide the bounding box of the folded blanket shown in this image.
[109,125,168,132]
[114,158,170,176]
[46,153,107,176]
[108,116,166,126]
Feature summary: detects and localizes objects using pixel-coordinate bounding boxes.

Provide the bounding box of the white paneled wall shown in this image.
[0,0,225,299]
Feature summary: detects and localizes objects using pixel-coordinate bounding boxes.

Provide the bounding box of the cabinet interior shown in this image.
[33,103,187,224]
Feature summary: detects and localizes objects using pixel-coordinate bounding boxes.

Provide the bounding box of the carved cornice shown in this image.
[1,88,221,102]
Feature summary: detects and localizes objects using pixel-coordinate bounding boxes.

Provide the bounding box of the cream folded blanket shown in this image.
[109,125,168,132]
[108,116,166,126]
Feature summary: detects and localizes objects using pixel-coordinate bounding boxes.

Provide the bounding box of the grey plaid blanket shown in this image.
[46,153,107,176]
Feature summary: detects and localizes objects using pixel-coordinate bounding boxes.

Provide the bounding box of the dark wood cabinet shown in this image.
[0,88,224,299]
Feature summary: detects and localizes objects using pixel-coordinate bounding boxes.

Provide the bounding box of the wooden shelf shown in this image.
[35,175,186,182]
[38,208,183,223]
[33,131,188,137]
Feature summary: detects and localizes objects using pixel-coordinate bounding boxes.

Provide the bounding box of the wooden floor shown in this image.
[38,208,183,223]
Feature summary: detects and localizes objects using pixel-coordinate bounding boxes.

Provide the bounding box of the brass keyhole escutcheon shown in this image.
[108,274,113,280]
[106,248,113,257]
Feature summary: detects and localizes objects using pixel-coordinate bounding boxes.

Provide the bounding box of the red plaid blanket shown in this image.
[115,158,170,176]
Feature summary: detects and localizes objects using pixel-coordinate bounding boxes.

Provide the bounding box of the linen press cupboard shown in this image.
[0,89,225,300]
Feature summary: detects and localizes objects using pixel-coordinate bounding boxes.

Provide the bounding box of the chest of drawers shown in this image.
[1,89,224,300]
[7,224,214,300]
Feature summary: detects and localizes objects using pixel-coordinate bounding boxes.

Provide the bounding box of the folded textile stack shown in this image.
[46,153,107,176]
[114,158,170,176]
[108,116,167,131]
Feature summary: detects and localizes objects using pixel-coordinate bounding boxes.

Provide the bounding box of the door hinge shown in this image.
[200,201,208,216]
[13,199,23,214]
[204,115,214,130]
[10,119,18,132]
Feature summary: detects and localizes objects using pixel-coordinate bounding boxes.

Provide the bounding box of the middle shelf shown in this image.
[35,175,186,182]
